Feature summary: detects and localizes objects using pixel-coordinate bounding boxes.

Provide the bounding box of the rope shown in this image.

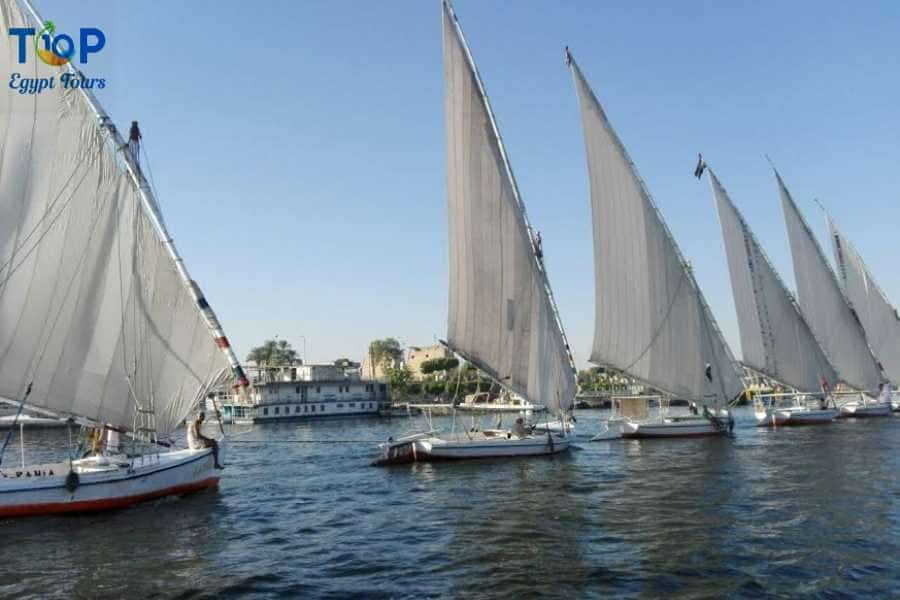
[0,382,32,466]
[619,269,688,374]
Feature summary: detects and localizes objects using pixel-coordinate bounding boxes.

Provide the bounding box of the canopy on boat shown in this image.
[442,1,576,416]
[775,171,882,392]
[568,52,743,411]
[0,0,245,438]
[709,168,837,392]
[828,218,900,386]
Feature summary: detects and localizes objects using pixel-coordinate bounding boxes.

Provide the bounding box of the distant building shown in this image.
[250,362,390,421]
[406,343,453,381]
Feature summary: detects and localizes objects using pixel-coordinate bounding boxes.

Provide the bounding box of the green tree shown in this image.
[246,339,298,366]
[385,365,412,399]
[420,357,460,375]
[368,338,403,371]
[333,357,357,368]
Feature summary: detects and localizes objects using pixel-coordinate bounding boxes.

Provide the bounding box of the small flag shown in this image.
[693,154,706,179]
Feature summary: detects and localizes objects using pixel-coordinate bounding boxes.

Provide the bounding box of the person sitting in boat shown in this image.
[510,417,530,439]
[878,382,892,404]
[188,412,224,469]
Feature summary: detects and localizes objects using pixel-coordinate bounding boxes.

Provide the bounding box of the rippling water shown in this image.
[1,408,899,599]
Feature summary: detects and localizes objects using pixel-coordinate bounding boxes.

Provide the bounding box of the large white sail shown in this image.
[829,219,900,385]
[0,0,246,438]
[775,171,882,392]
[709,169,836,391]
[443,1,576,415]
[568,52,743,409]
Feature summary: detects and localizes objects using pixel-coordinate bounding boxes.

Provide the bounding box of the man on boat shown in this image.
[511,417,530,439]
[188,412,224,469]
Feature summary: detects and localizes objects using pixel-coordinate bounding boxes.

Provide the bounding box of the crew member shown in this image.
[188,412,224,469]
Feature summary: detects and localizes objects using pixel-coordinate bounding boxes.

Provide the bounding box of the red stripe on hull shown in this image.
[0,477,219,518]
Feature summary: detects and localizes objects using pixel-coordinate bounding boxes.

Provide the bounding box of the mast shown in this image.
[18,0,249,395]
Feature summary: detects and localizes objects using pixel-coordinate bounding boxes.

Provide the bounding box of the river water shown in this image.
[1,408,898,599]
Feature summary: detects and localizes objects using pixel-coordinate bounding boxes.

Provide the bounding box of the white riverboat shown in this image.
[376,2,577,465]
[568,54,744,439]
[753,394,838,427]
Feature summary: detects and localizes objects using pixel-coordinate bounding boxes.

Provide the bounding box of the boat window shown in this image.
[349,403,355,408]
[275,406,280,415]
[316,386,321,394]
[263,407,268,416]
[320,405,326,411]
[337,403,343,408]
[304,405,308,413]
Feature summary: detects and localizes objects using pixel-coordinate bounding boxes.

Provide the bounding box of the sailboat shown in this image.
[0,0,249,517]
[705,166,838,426]
[828,218,900,412]
[374,1,577,465]
[567,51,744,439]
[775,170,890,417]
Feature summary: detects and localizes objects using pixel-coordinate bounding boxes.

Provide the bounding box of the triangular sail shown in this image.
[568,52,743,409]
[0,0,246,437]
[709,169,836,391]
[829,219,900,385]
[775,171,882,391]
[442,1,576,415]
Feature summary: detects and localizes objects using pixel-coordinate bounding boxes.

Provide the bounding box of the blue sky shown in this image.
[35,0,900,368]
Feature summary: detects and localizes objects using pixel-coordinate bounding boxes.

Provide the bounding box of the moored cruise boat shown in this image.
[251,363,390,422]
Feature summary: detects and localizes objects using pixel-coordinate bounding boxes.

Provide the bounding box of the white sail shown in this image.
[775,171,882,392]
[709,169,837,391]
[0,0,245,437]
[829,219,900,385]
[568,52,743,409]
[443,1,576,415]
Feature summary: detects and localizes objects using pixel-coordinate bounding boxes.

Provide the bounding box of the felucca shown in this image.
[567,51,743,439]
[374,1,577,465]
[828,217,900,412]
[0,0,249,517]
[775,170,890,417]
[704,165,838,426]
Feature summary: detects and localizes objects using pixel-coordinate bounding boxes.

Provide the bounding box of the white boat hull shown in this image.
[621,418,723,438]
[0,447,219,518]
[839,402,892,418]
[374,433,569,465]
[754,407,838,426]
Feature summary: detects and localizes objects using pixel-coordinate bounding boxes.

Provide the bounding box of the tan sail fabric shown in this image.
[443,2,575,415]
[710,170,837,391]
[568,54,742,409]
[829,219,900,385]
[776,172,881,392]
[0,0,230,437]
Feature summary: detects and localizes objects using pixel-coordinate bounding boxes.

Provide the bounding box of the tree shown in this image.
[385,365,412,399]
[420,357,460,375]
[368,338,403,371]
[333,357,357,368]
[246,339,298,366]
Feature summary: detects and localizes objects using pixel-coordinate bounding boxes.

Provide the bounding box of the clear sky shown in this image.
[35,0,900,368]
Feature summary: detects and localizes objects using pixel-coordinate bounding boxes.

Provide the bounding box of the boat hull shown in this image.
[0,447,219,518]
[374,434,569,466]
[621,419,722,438]
[839,402,892,418]
[755,408,838,426]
